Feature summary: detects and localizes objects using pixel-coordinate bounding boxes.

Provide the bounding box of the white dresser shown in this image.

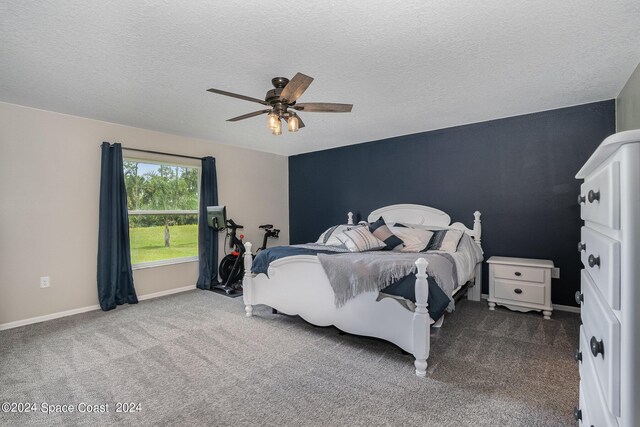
[574,129,640,427]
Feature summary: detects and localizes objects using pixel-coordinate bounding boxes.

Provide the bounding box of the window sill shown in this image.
[132,256,198,271]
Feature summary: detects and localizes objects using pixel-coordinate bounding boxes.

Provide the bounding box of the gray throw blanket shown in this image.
[317,251,458,308]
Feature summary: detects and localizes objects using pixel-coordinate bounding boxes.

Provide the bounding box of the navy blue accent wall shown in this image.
[289,100,616,307]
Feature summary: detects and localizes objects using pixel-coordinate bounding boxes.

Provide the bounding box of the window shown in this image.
[124,159,200,267]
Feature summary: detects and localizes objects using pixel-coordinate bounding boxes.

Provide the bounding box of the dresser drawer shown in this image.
[580,270,620,417]
[579,379,618,427]
[493,278,545,305]
[492,264,545,283]
[579,160,620,229]
[578,325,619,426]
[580,227,621,310]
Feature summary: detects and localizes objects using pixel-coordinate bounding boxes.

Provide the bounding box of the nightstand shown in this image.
[487,256,554,319]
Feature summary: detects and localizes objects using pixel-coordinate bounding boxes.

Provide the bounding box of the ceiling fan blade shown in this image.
[279,73,314,103]
[292,103,353,113]
[207,88,268,105]
[296,114,305,129]
[227,109,271,122]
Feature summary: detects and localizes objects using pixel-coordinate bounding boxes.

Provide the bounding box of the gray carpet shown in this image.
[0,291,580,426]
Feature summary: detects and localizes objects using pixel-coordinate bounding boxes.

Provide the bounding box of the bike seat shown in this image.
[259,224,273,229]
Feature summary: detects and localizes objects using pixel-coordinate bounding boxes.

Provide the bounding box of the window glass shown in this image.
[124,160,199,265]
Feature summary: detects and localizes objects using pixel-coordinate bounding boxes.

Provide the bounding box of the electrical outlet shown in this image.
[40,276,50,288]
[551,268,560,279]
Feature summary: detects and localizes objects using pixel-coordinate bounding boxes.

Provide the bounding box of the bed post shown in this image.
[467,211,482,301]
[243,242,253,317]
[473,211,481,246]
[413,257,430,377]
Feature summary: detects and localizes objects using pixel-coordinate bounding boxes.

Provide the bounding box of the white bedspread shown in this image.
[427,233,483,285]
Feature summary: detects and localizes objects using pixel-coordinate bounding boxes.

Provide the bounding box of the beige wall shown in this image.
[617,63,640,131]
[0,102,289,326]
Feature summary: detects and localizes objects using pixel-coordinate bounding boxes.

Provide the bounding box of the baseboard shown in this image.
[0,304,101,331]
[0,284,196,331]
[551,304,581,314]
[480,293,580,314]
[137,284,196,301]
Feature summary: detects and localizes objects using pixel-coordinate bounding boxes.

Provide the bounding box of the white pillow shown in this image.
[389,227,434,252]
[316,224,355,246]
[337,227,386,252]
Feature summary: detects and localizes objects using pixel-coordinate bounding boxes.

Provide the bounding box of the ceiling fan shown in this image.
[207,72,353,135]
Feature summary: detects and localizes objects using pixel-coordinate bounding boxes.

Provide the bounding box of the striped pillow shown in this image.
[427,229,464,252]
[317,224,354,246]
[337,226,386,252]
[368,217,404,250]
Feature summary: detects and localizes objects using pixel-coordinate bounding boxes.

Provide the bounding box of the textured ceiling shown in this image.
[1,1,639,156]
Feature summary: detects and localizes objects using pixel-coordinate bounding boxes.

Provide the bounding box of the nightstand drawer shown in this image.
[494,279,545,305]
[580,269,620,417]
[493,264,545,283]
[580,226,620,310]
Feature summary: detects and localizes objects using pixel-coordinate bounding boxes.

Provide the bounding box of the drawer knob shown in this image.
[587,189,600,203]
[575,291,584,305]
[577,242,586,252]
[588,254,600,268]
[514,288,523,294]
[577,194,586,204]
[573,407,582,421]
[590,336,604,358]
[574,349,582,363]
[514,271,522,277]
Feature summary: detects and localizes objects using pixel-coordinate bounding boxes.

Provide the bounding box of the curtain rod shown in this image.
[121,147,203,161]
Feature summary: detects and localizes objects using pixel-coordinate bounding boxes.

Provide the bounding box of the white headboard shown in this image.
[366,204,482,246]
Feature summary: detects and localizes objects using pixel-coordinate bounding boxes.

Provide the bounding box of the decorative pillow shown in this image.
[368,217,404,250]
[426,229,464,252]
[316,224,356,246]
[389,227,434,252]
[337,226,386,252]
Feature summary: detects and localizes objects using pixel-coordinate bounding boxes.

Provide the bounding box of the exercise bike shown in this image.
[255,224,280,254]
[217,221,280,295]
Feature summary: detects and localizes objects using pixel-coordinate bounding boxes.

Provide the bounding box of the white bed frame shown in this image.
[242,204,482,377]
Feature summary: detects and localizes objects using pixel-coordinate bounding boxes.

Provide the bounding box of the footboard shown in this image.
[242,242,432,377]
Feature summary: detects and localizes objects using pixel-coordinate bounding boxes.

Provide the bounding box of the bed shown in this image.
[241,204,483,377]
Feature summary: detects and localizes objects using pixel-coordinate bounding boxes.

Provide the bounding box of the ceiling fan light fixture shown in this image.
[287,113,299,132]
[272,118,282,135]
[267,112,279,130]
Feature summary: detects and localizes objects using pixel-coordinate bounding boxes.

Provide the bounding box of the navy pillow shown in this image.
[369,217,404,251]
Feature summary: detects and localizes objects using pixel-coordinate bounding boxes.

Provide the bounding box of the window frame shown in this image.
[124,157,201,270]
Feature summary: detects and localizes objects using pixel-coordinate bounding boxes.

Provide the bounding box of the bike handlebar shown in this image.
[226,219,244,230]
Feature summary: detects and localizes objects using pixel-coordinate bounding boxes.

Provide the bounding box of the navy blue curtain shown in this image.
[197,157,218,290]
[97,142,138,310]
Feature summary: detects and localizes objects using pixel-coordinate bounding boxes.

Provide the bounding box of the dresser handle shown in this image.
[574,349,582,363]
[514,271,522,277]
[588,189,600,203]
[577,242,586,252]
[590,336,604,358]
[573,407,582,421]
[577,194,586,204]
[575,291,584,305]
[588,254,600,268]
[514,288,523,294]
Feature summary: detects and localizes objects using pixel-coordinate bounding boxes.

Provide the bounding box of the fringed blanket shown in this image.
[317,252,458,308]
